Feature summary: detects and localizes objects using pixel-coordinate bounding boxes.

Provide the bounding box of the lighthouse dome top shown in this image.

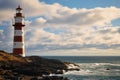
[16,5,22,10]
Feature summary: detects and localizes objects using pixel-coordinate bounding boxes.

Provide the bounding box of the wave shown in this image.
[64,63,120,76]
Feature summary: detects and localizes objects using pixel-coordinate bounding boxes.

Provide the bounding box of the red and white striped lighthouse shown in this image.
[13,6,25,57]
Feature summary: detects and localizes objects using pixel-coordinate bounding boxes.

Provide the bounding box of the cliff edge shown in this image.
[0,50,69,80]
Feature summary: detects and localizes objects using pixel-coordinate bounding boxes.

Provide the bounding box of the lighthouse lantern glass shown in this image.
[15,17,22,23]
[16,10,20,13]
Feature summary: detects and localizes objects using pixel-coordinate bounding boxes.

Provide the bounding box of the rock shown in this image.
[0,50,70,80]
[64,62,80,72]
[106,68,110,70]
[67,68,80,71]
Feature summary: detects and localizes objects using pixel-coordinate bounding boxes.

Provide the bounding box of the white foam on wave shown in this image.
[64,63,120,76]
[109,63,120,66]
[67,63,79,69]
[65,69,100,76]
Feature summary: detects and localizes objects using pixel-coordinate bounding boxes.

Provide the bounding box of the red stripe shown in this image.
[16,13,23,17]
[13,23,25,30]
[14,26,23,30]
[13,23,25,26]
[14,36,23,42]
[13,48,23,54]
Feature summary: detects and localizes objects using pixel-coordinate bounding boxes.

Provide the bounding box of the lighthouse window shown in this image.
[15,31,17,34]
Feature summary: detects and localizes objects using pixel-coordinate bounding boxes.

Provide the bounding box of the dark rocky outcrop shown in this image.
[0,50,70,80]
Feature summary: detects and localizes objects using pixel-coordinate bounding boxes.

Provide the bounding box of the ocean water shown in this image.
[43,56,120,80]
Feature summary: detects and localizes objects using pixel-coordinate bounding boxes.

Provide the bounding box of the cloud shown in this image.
[0,22,13,52]
[30,18,47,26]
[0,0,120,55]
[0,30,4,42]
[47,7,120,27]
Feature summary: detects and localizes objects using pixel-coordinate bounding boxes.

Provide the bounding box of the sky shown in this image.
[0,0,120,56]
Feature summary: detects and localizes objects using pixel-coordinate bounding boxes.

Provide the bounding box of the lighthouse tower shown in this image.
[13,6,25,57]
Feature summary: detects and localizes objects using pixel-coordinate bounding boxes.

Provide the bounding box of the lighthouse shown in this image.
[13,6,25,57]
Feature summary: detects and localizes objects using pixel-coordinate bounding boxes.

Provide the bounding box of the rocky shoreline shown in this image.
[2,76,69,80]
[0,50,79,80]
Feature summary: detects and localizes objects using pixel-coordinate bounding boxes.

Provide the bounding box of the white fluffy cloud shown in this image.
[0,0,120,55]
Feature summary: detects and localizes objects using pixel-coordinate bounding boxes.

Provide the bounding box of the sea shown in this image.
[43,56,120,80]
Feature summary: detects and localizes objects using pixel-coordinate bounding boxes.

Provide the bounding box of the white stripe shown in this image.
[22,52,25,57]
[13,42,24,48]
[14,30,24,36]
